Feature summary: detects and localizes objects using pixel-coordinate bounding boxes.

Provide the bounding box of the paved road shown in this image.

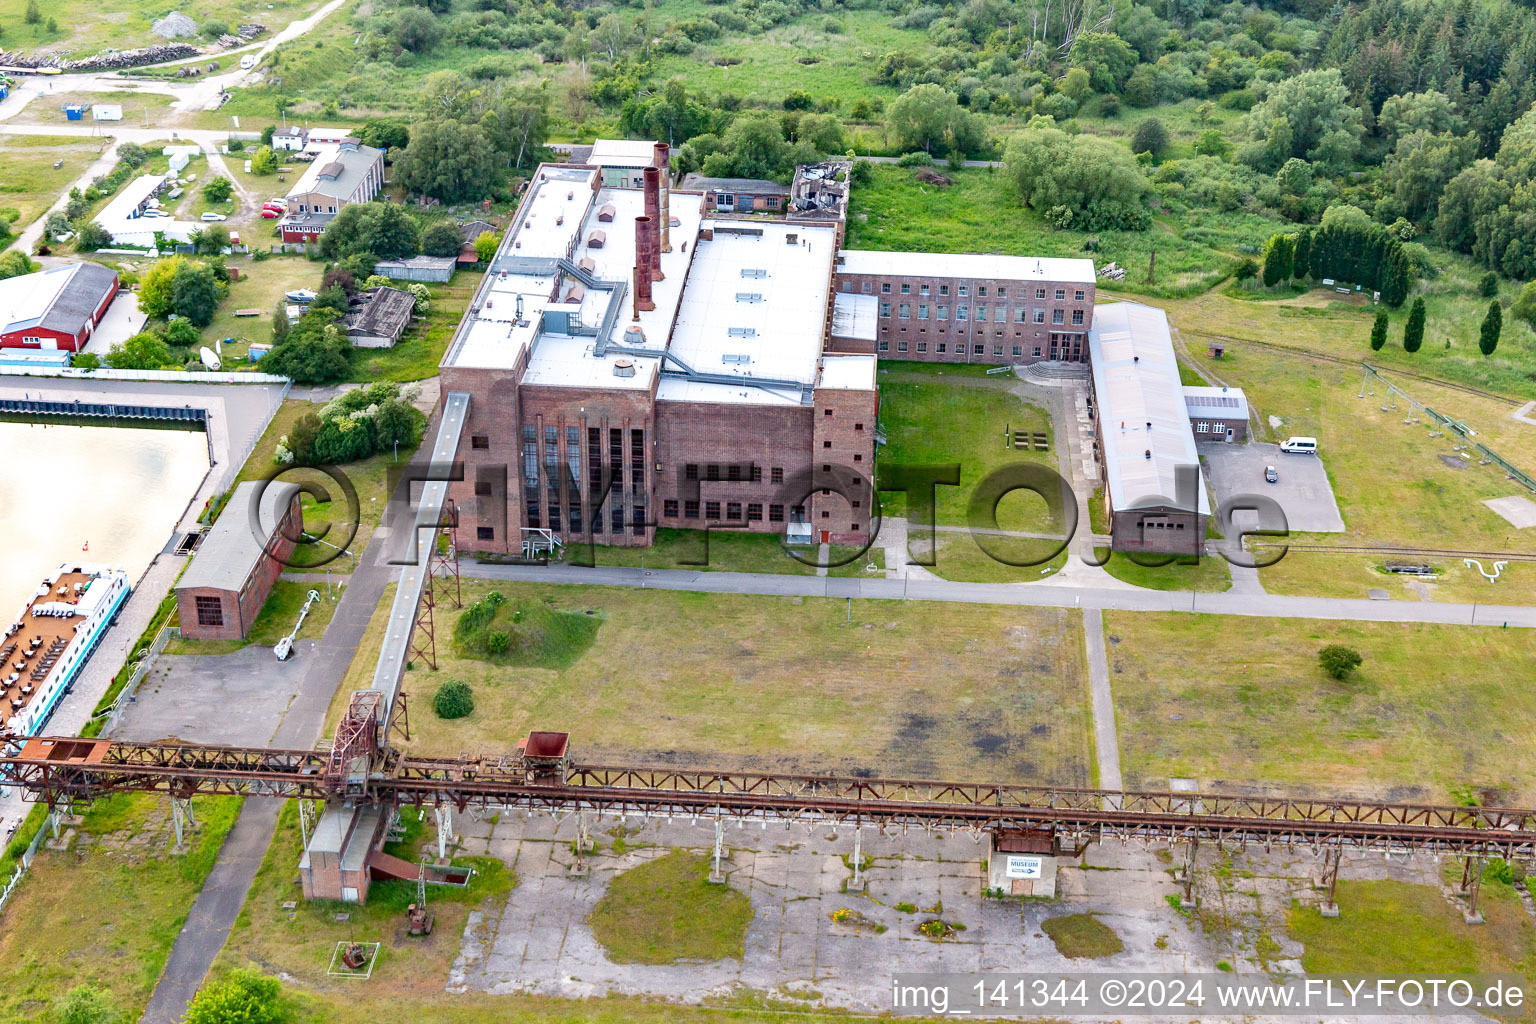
[137,405,440,1024]
[458,561,1536,627]
[0,0,348,120]
[1081,608,1121,791]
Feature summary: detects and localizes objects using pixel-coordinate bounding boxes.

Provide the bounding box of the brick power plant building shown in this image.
[441,142,1232,557]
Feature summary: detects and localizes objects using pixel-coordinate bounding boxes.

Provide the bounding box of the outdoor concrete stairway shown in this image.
[1019,360,1090,387]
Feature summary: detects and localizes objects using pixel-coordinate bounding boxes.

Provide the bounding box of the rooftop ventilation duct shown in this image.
[613,358,636,378]
[623,325,646,346]
[643,166,664,281]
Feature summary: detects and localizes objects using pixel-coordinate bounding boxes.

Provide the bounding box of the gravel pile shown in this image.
[151,11,198,39]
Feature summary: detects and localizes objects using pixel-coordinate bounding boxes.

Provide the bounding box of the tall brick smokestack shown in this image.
[653,142,671,253]
[642,165,663,281]
[633,215,655,315]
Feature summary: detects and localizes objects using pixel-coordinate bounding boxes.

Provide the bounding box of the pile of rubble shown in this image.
[71,43,201,72]
[0,42,200,72]
[152,11,198,39]
[1097,262,1127,282]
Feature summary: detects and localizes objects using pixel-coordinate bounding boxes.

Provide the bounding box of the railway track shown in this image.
[1183,328,1532,406]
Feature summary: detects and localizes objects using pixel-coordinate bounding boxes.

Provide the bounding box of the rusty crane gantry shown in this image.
[5,731,1536,862]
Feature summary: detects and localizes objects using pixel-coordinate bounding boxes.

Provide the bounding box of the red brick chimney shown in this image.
[633,215,655,315]
[653,142,671,254]
[642,165,663,281]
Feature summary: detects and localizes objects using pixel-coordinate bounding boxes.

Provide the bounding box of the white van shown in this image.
[240,54,258,70]
[1280,436,1318,454]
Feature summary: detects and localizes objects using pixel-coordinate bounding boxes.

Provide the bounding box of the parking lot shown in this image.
[1200,441,1345,533]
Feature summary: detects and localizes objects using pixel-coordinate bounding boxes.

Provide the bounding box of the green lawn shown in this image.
[1040,913,1125,959]
[0,135,108,246]
[214,800,514,1014]
[201,257,325,362]
[165,579,341,655]
[847,165,1281,300]
[343,271,482,382]
[344,581,1094,784]
[1289,878,1536,984]
[1104,612,1536,803]
[588,851,753,965]
[1095,549,1233,592]
[877,361,1056,528]
[228,398,424,575]
[0,794,240,1023]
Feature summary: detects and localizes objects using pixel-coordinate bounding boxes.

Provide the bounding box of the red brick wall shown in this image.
[832,271,1094,364]
[653,400,814,534]
[1110,508,1205,555]
[176,492,301,640]
[810,385,879,544]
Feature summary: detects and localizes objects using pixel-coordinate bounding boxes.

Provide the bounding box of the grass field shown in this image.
[588,851,753,965]
[847,165,1278,301]
[0,794,240,1023]
[1104,612,1536,803]
[1289,878,1536,983]
[1166,335,1536,563]
[228,398,424,574]
[878,361,1056,528]
[0,0,321,58]
[21,90,177,126]
[1160,273,1536,399]
[200,257,324,361]
[1040,913,1124,959]
[165,579,341,655]
[0,134,107,244]
[343,272,482,382]
[214,800,514,1015]
[346,581,1093,783]
[1095,549,1233,592]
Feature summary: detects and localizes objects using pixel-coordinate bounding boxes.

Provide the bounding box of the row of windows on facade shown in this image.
[476,499,861,543]
[881,303,1085,326]
[471,425,646,456]
[878,339,1082,357]
[845,281,1088,303]
[1192,421,1233,433]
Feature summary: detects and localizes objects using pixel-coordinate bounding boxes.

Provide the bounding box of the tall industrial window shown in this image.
[195,596,223,627]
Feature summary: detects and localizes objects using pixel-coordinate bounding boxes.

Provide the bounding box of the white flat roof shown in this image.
[656,377,803,407]
[0,265,71,332]
[1089,302,1210,515]
[831,291,878,341]
[589,138,658,167]
[817,354,877,390]
[838,249,1097,284]
[96,174,165,225]
[448,165,702,388]
[667,220,835,390]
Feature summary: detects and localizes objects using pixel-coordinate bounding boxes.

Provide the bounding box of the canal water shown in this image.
[0,421,210,621]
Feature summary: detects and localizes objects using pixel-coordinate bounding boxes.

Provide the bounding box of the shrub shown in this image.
[1318,644,1362,680]
[1369,310,1388,351]
[1402,295,1426,352]
[1130,117,1169,158]
[184,970,285,1024]
[54,985,120,1024]
[1478,271,1498,298]
[433,679,475,719]
[896,150,933,167]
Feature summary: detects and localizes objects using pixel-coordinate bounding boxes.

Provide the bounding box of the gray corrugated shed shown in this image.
[344,287,415,342]
[177,481,301,592]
